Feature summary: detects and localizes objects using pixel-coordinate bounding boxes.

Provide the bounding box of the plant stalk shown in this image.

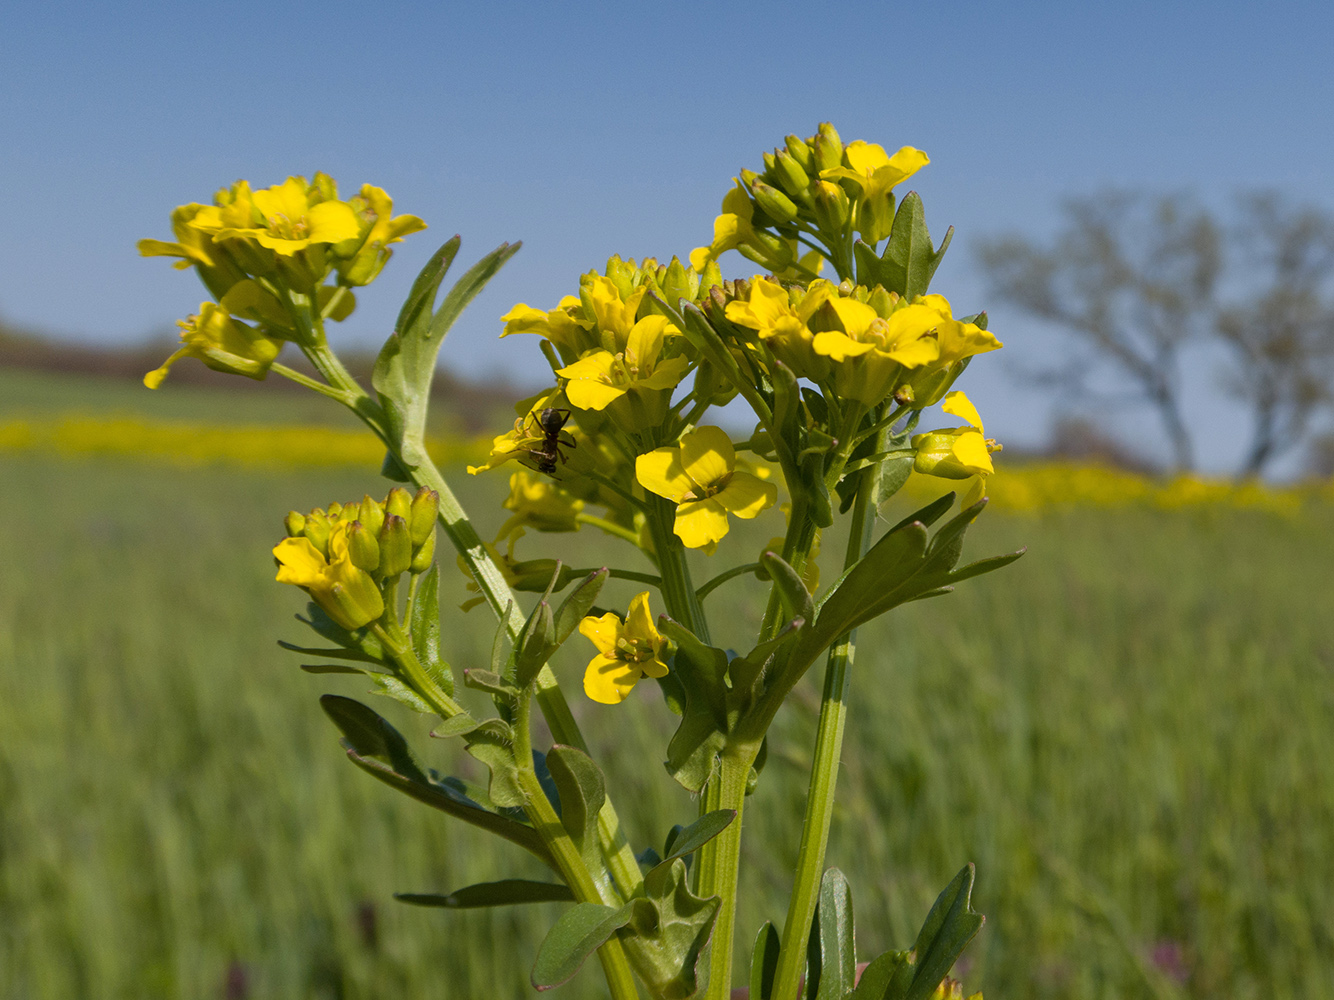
[696,744,758,1000]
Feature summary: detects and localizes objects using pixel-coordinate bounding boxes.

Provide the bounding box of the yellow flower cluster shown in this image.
[138,174,425,386]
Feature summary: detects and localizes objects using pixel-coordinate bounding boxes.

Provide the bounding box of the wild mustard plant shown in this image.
[140,124,1024,999]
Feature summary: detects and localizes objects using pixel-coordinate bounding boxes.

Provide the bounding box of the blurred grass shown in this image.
[1,428,1332,997]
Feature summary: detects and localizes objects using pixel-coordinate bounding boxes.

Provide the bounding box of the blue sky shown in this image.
[3,0,1332,471]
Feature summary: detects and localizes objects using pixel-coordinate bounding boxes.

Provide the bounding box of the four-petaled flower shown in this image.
[911,391,1001,507]
[637,426,777,551]
[556,314,690,429]
[143,302,281,389]
[578,592,670,704]
[194,176,362,256]
[724,277,838,381]
[819,142,930,243]
[273,522,385,630]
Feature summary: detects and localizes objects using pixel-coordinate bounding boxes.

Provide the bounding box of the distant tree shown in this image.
[977,192,1221,472]
[1215,193,1334,476]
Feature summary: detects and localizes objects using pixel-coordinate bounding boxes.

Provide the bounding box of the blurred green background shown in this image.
[1,370,1332,1000]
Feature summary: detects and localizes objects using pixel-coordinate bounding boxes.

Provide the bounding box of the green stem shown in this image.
[696,745,758,1000]
[769,460,879,1000]
[370,621,469,721]
[576,512,646,547]
[514,693,642,1000]
[696,563,762,603]
[645,494,709,643]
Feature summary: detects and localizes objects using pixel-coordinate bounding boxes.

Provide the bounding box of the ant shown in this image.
[516,407,576,476]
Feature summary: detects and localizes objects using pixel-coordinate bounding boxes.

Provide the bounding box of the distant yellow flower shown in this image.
[820,142,929,243]
[724,277,837,381]
[911,391,1001,506]
[578,592,669,704]
[143,302,282,389]
[193,176,361,256]
[273,521,385,630]
[637,426,777,550]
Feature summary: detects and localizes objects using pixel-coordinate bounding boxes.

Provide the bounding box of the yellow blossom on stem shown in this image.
[637,426,777,550]
[194,176,362,256]
[467,389,564,475]
[578,592,670,704]
[556,315,690,429]
[724,277,838,381]
[810,295,940,405]
[911,391,1002,506]
[689,182,793,274]
[500,296,597,363]
[819,141,930,243]
[337,184,427,286]
[273,521,385,630]
[497,469,584,539]
[143,302,282,388]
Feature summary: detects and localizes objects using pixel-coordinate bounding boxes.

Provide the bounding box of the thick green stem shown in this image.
[769,464,879,1000]
[514,695,642,1000]
[696,745,758,1000]
[645,494,709,644]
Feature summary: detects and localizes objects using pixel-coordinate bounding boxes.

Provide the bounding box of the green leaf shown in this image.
[298,662,367,675]
[296,603,385,659]
[464,719,526,809]
[659,619,732,792]
[884,493,956,535]
[409,564,452,696]
[899,864,985,1000]
[850,950,913,1000]
[546,745,606,874]
[463,668,519,699]
[750,921,781,1000]
[532,903,637,990]
[553,569,609,647]
[369,674,435,714]
[374,239,520,470]
[431,714,482,739]
[623,859,721,999]
[395,879,574,909]
[515,599,555,689]
[729,618,804,697]
[876,193,953,300]
[277,640,379,663]
[759,550,814,625]
[813,868,856,1000]
[318,696,551,865]
[807,520,930,652]
[652,810,735,871]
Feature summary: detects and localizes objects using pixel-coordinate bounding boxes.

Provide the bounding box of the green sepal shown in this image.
[409,564,453,696]
[395,879,574,908]
[750,921,781,1000]
[318,696,552,866]
[806,868,855,1000]
[374,237,521,470]
[546,745,607,877]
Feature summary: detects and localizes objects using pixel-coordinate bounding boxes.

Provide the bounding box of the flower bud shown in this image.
[812,180,852,236]
[304,510,332,557]
[409,487,439,545]
[813,123,844,173]
[661,256,697,305]
[785,134,815,173]
[749,180,799,224]
[771,150,814,205]
[326,501,344,519]
[358,494,385,536]
[739,229,794,272]
[385,487,412,522]
[604,255,636,301]
[284,511,306,538]
[911,429,994,479]
[410,529,436,573]
[378,514,412,577]
[346,520,380,572]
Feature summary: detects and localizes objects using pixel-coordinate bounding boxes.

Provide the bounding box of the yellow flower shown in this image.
[636,426,777,550]
[810,295,941,405]
[911,391,1001,506]
[500,296,598,363]
[138,203,222,269]
[689,182,757,272]
[337,184,427,286]
[467,389,564,475]
[911,294,1004,365]
[578,592,670,704]
[819,142,930,243]
[497,470,584,540]
[556,315,690,429]
[273,521,385,630]
[193,176,362,256]
[724,277,838,380]
[143,302,282,388]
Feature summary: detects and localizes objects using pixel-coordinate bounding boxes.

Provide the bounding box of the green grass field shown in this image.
[1,375,1332,999]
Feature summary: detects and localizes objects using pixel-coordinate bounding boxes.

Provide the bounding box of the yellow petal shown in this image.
[637,447,694,503]
[961,475,986,508]
[273,536,329,586]
[625,592,658,643]
[625,315,669,368]
[812,330,875,361]
[674,498,731,549]
[584,653,640,704]
[942,391,984,431]
[565,380,625,411]
[637,355,690,391]
[827,297,878,336]
[713,472,777,519]
[252,177,309,222]
[305,200,363,244]
[950,429,995,474]
[680,426,734,491]
[578,612,623,656]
